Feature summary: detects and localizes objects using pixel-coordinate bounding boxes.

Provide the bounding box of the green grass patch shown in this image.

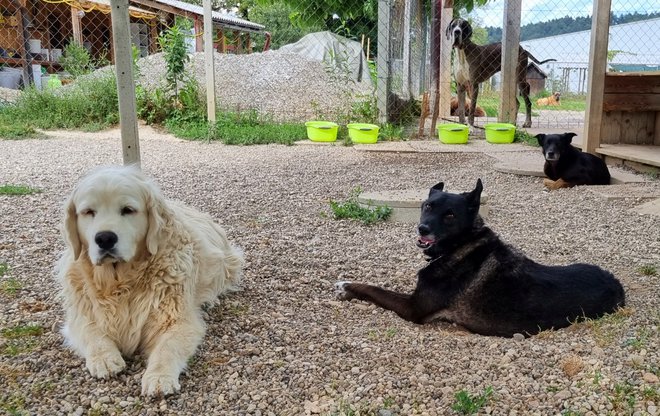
[329,188,392,225]
[1,278,22,296]
[452,386,494,415]
[0,73,119,131]
[0,120,41,140]
[1,324,44,339]
[637,264,658,276]
[379,123,406,141]
[0,392,28,416]
[0,262,7,277]
[1,324,43,357]
[514,129,539,146]
[0,185,41,196]
[166,111,307,145]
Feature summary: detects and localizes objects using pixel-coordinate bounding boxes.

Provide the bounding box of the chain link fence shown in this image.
[1,0,657,129]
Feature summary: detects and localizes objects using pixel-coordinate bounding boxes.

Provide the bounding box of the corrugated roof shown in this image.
[151,0,265,32]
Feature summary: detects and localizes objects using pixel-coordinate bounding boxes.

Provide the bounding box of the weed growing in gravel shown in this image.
[637,264,658,276]
[610,381,637,413]
[379,123,406,141]
[2,324,43,357]
[0,262,7,277]
[0,392,27,416]
[329,188,392,225]
[2,324,44,339]
[451,386,493,415]
[623,328,650,350]
[0,185,41,196]
[575,307,633,347]
[1,278,22,296]
[514,129,539,146]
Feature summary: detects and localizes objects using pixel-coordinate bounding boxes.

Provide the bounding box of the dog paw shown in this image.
[334,281,354,301]
[141,371,180,397]
[86,348,126,379]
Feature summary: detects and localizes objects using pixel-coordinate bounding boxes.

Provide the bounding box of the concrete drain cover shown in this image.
[358,189,489,223]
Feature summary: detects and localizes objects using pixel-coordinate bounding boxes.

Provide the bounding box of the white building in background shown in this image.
[519,17,660,93]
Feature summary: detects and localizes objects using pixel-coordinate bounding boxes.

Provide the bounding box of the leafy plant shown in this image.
[0,185,41,195]
[329,187,392,225]
[513,129,538,146]
[0,123,39,139]
[158,18,192,103]
[59,41,95,78]
[1,278,21,296]
[380,123,405,141]
[451,386,493,415]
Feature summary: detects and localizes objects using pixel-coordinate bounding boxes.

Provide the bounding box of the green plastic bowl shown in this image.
[347,123,379,144]
[484,123,516,144]
[305,121,338,142]
[438,123,469,144]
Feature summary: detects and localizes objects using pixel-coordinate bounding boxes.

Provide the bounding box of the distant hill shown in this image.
[486,12,660,43]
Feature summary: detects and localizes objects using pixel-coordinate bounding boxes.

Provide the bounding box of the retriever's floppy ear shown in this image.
[144,183,167,256]
[429,181,444,196]
[63,195,82,260]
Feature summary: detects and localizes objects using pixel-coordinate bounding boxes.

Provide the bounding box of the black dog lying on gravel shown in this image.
[335,179,625,337]
[537,132,611,190]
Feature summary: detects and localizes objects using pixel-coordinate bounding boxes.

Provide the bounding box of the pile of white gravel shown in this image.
[0,128,659,415]
[136,51,374,122]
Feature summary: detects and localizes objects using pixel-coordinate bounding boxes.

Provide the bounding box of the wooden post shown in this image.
[71,6,83,45]
[583,0,611,154]
[149,21,158,54]
[12,0,33,87]
[402,0,412,99]
[377,0,391,123]
[439,3,453,118]
[194,17,203,52]
[498,0,521,124]
[217,29,226,53]
[429,0,448,135]
[203,0,216,123]
[110,0,141,166]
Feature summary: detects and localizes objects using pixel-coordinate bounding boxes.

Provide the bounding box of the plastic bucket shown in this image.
[484,123,516,144]
[347,123,379,144]
[438,123,469,144]
[305,121,338,142]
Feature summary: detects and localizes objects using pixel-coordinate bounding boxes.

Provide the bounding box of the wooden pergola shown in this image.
[583,0,660,171]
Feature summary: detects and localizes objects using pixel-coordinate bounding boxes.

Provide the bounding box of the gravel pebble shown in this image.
[0,128,659,414]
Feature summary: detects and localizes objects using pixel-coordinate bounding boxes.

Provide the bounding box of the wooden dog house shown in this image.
[583,0,660,171]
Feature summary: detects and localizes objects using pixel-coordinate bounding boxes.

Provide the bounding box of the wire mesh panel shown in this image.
[457,0,660,129]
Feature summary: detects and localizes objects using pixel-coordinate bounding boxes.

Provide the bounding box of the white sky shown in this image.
[468,0,660,27]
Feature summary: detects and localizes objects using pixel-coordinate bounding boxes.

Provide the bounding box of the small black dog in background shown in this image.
[536,132,611,190]
[335,179,625,337]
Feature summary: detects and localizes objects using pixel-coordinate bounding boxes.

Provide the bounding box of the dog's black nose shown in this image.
[418,224,431,236]
[95,231,118,250]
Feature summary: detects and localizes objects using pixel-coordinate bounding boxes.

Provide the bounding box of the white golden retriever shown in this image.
[56,165,243,396]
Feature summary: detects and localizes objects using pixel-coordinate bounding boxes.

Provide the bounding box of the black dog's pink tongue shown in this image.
[419,236,435,244]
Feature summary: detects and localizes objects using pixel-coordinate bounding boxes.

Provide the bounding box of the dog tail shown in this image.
[527,52,557,65]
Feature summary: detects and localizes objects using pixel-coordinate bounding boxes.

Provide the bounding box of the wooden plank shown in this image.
[602,94,660,112]
[655,112,660,145]
[583,0,611,154]
[604,74,660,94]
[601,111,621,144]
[498,0,521,124]
[597,144,660,168]
[110,0,141,166]
[70,6,82,44]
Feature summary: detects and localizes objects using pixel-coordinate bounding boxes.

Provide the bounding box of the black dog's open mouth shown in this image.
[417,236,436,249]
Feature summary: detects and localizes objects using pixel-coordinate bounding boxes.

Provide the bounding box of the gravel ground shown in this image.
[0,128,659,416]
[136,52,373,122]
